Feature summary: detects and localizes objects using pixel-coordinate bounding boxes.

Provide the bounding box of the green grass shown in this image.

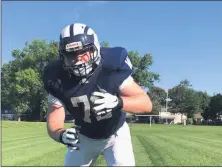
[2,121,222,166]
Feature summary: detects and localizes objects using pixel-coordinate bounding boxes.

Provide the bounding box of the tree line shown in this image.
[1,40,221,121]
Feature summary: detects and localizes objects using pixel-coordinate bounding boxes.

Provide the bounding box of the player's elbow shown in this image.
[142,94,152,113]
[146,101,152,113]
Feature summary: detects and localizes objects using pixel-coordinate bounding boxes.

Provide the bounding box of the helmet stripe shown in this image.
[61,25,70,38]
[84,26,89,35]
[70,24,74,37]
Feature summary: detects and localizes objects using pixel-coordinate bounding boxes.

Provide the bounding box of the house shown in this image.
[193,112,203,124]
[159,108,187,124]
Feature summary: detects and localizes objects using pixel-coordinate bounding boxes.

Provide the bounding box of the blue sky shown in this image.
[2,1,222,95]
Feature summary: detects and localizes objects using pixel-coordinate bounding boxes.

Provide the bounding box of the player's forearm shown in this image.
[47,104,66,143]
[121,94,152,114]
[47,122,65,143]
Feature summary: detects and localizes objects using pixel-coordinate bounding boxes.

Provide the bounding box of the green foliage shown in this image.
[168,80,200,118]
[100,41,160,89]
[179,79,192,88]
[1,39,221,121]
[100,41,110,47]
[15,68,41,94]
[150,99,161,115]
[1,40,58,120]
[148,86,167,114]
[128,51,160,89]
[149,86,167,106]
[195,91,211,114]
[168,80,214,119]
[203,93,222,120]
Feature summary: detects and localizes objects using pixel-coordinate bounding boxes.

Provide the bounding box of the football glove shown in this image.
[60,126,80,149]
[90,91,123,116]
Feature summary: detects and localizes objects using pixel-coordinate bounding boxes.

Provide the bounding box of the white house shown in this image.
[159,108,187,124]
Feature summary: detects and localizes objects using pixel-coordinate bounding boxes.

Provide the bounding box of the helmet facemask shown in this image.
[61,44,100,78]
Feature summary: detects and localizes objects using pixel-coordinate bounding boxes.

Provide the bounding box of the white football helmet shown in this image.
[59,23,101,77]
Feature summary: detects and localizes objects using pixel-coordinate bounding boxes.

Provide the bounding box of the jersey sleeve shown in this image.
[48,94,63,106]
[119,75,134,90]
[118,55,133,90]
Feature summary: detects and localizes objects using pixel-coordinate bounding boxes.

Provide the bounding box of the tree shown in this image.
[1,40,59,121]
[202,93,222,120]
[149,86,167,106]
[128,51,160,89]
[179,79,192,88]
[148,86,167,114]
[2,39,160,121]
[1,63,14,110]
[195,91,211,115]
[100,41,160,89]
[168,80,200,118]
[100,41,110,47]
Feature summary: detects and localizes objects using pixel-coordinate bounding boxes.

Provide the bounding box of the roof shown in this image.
[194,112,203,119]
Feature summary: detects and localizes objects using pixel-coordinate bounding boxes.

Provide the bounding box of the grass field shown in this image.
[2,121,222,166]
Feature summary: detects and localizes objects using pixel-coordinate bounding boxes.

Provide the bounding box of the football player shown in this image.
[43,23,152,166]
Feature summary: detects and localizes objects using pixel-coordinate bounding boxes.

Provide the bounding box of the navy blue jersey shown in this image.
[43,47,132,139]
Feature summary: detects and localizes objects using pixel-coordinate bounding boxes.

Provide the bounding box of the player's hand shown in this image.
[60,127,80,147]
[90,91,123,115]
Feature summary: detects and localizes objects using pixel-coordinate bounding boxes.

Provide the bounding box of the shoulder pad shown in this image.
[42,60,63,79]
[42,60,63,91]
[100,47,128,70]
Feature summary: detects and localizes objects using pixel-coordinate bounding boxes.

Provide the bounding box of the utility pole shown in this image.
[166,88,168,123]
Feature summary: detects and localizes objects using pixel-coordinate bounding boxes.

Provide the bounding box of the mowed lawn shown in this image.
[2,121,222,166]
